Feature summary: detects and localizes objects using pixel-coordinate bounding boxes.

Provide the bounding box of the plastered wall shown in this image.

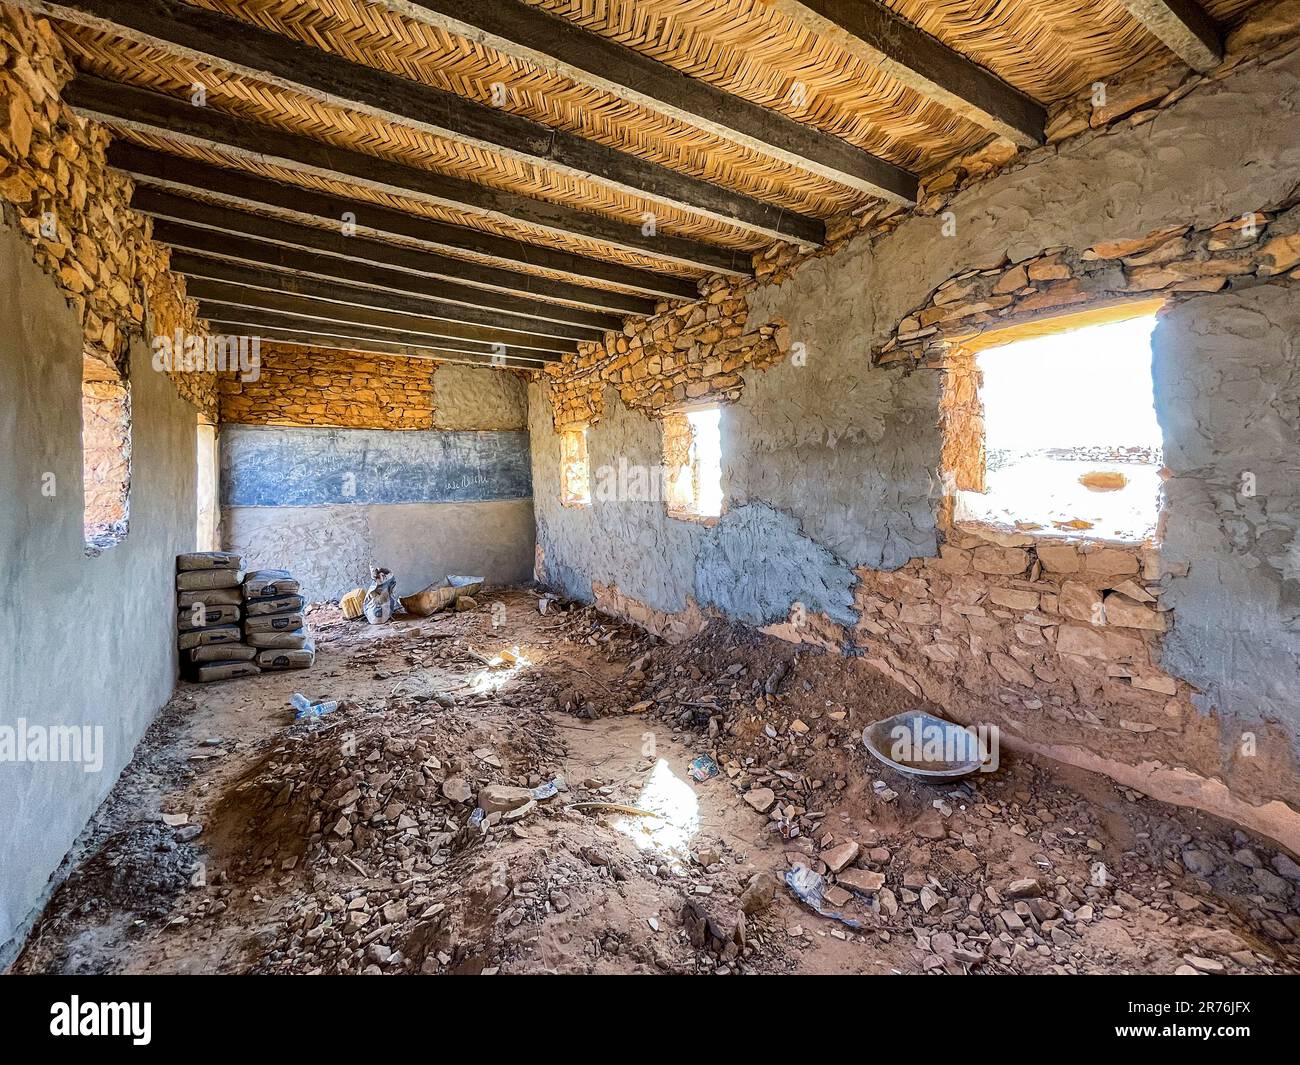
[222,361,535,601]
[0,222,200,962]
[530,26,1300,845]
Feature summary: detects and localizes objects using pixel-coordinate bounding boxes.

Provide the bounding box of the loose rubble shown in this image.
[13,592,1299,976]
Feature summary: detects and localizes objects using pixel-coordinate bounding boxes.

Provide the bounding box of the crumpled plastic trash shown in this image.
[531,776,565,801]
[688,754,719,782]
[785,863,861,928]
[291,692,338,720]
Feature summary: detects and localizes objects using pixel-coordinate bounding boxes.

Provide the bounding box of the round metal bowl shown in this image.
[862,710,989,780]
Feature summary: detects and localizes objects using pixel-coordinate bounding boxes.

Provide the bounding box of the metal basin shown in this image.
[862,710,989,780]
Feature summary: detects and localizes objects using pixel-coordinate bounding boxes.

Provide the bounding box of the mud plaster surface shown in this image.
[532,46,1300,761]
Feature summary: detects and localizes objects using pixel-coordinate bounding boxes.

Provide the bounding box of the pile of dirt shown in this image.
[209,699,560,878]
[609,617,1300,974]
[17,823,202,974]
[12,589,1299,976]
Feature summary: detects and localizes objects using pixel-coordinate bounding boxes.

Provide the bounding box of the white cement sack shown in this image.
[176,551,242,571]
[243,570,301,600]
[177,624,242,651]
[245,594,306,617]
[187,660,261,683]
[177,603,242,631]
[177,587,242,609]
[256,640,315,671]
[243,612,305,634]
[247,628,309,650]
[363,569,397,625]
[187,643,257,664]
[176,568,243,592]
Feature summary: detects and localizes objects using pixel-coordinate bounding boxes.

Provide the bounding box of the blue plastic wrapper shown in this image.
[291,692,338,720]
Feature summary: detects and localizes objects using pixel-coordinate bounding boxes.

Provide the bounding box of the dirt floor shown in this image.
[13,587,1300,975]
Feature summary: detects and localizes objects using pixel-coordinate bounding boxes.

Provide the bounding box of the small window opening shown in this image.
[82,353,131,554]
[196,417,219,550]
[664,406,723,520]
[559,425,591,507]
[949,308,1163,543]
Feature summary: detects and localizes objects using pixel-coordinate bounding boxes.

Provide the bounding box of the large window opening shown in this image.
[81,353,131,554]
[664,406,723,520]
[948,307,1163,543]
[559,425,591,507]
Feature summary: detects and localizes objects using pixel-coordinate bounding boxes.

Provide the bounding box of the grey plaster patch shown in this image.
[528,380,700,614]
[224,499,535,602]
[695,502,857,626]
[1155,285,1300,736]
[728,354,940,569]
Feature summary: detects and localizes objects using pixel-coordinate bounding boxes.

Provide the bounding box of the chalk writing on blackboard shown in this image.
[221,426,532,507]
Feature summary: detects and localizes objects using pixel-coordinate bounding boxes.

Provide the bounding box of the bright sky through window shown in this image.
[687,407,723,518]
[955,314,1163,542]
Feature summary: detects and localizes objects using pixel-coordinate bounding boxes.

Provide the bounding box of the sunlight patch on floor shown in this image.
[613,758,701,864]
[468,646,533,694]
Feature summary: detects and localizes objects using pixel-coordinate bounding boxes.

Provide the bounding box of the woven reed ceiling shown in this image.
[35,0,1263,365]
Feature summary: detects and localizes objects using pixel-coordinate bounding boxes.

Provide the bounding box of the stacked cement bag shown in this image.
[176,551,260,682]
[242,569,315,671]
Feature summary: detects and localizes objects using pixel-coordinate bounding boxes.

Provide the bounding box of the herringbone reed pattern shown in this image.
[54,0,1261,290]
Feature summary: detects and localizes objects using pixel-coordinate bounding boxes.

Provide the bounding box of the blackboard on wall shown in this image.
[221,425,533,507]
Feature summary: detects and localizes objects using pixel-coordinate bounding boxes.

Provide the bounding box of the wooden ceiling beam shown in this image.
[172,256,590,347]
[14,0,825,247]
[153,220,621,335]
[1113,0,1223,72]
[109,143,698,302]
[765,0,1045,146]
[65,73,754,275]
[203,322,555,370]
[135,188,652,319]
[185,277,577,355]
[202,306,562,366]
[379,0,918,202]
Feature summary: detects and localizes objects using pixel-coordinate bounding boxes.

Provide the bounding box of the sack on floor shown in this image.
[399,581,458,616]
[363,567,397,625]
[187,643,258,664]
[247,628,310,650]
[176,568,243,592]
[177,587,242,608]
[186,660,261,683]
[177,603,242,631]
[243,570,301,600]
[245,594,306,617]
[256,640,315,671]
[177,624,243,651]
[243,612,305,634]
[176,551,242,572]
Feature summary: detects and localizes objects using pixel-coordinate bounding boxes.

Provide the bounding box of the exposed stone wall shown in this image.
[544,275,789,428]
[219,344,437,429]
[80,368,130,539]
[530,8,1300,846]
[876,208,1300,367]
[854,533,1202,772]
[0,4,215,416]
[219,345,530,431]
